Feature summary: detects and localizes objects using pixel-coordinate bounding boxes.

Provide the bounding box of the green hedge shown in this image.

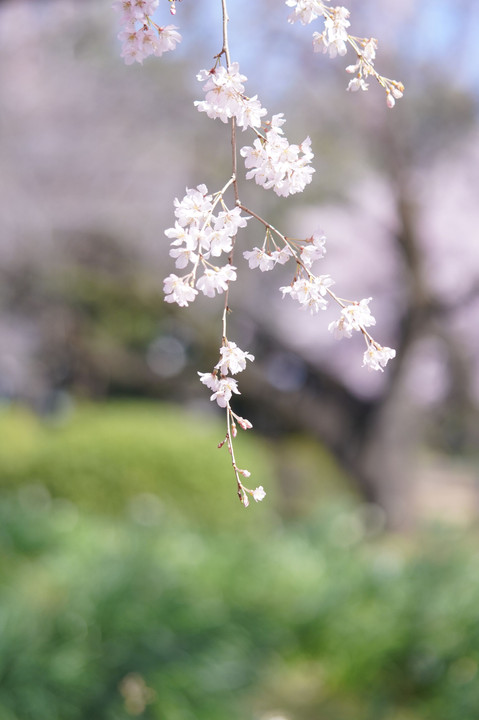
[0,402,276,530]
[1,493,479,720]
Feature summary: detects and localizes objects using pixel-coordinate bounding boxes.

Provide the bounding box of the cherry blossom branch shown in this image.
[112,0,403,506]
[222,403,262,506]
[218,0,239,204]
[219,0,238,344]
[236,203,290,247]
[196,0,265,506]
[286,0,404,107]
[238,203,393,363]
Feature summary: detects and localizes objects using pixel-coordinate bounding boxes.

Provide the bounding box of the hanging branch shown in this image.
[112,0,404,506]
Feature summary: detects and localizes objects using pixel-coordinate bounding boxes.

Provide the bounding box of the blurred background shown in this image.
[1,0,479,718]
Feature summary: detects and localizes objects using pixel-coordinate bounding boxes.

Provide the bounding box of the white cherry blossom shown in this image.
[252,486,266,502]
[328,315,354,339]
[197,371,220,392]
[286,0,326,25]
[164,221,191,246]
[169,246,198,269]
[208,230,233,257]
[342,298,376,330]
[214,207,248,235]
[174,185,213,228]
[300,231,327,268]
[329,297,376,338]
[271,246,293,265]
[215,342,254,375]
[347,77,369,93]
[243,247,275,272]
[163,274,198,307]
[280,275,334,313]
[155,25,182,55]
[196,265,237,297]
[363,344,396,372]
[198,372,241,408]
[210,377,240,407]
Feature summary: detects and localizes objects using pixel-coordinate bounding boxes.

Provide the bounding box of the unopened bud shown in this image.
[386,92,395,109]
[237,416,253,430]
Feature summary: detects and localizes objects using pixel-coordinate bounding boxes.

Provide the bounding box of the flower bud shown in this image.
[237,416,253,430]
[386,92,395,109]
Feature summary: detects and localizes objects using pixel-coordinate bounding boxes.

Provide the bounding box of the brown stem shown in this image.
[237,203,287,241]
[219,0,239,340]
[221,0,231,66]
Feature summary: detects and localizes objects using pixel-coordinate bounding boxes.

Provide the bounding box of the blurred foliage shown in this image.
[0,403,479,719]
[1,488,479,719]
[0,402,278,531]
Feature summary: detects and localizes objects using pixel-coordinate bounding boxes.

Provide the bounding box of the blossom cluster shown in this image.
[345,38,377,93]
[195,63,267,131]
[240,114,315,197]
[243,227,395,370]
[243,244,292,272]
[345,39,404,107]
[113,0,181,65]
[280,274,334,313]
[286,0,404,106]
[163,184,247,306]
[328,297,396,371]
[312,5,350,58]
[328,297,376,338]
[196,67,314,197]
[199,341,254,408]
